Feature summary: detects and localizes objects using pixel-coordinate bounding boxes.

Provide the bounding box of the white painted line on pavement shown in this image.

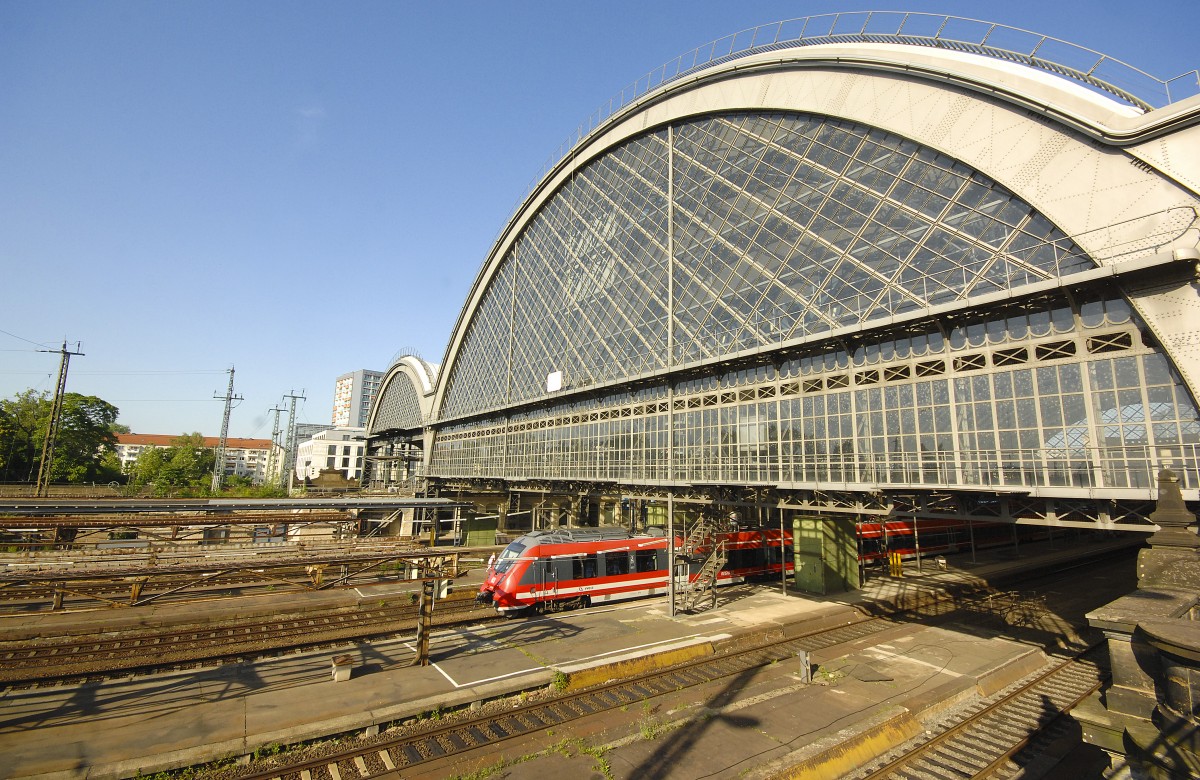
[412,631,734,689]
[862,647,961,677]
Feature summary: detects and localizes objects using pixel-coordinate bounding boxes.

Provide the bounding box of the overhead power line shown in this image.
[0,328,53,348]
[280,390,306,492]
[73,370,228,376]
[103,398,223,403]
[265,405,286,486]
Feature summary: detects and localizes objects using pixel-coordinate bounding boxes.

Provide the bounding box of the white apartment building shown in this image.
[295,427,366,482]
[332,369,384,428]
[115,434,276,484]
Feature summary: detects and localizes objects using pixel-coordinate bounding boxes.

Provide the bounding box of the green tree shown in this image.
[128,432,216,495]
[0,391,122,484]
[0,390,45,482]
[97,451,125,483]
[48,394,121,483]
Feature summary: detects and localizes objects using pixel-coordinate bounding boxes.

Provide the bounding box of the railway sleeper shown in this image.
[899,763,963,780]
[962,728,1017,754]
[1000,697,1053,721]
[934,740,998,768]
[980,714,1038,740]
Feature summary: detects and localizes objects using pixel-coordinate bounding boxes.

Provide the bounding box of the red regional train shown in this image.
[476,525,793,615]
[855,518,1026,564]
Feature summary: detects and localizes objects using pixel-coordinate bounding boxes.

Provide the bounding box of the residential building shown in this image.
[115,434,275,484]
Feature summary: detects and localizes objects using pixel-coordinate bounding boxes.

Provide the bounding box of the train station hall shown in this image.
[363,13,1200,594]
[7,13,1200,780]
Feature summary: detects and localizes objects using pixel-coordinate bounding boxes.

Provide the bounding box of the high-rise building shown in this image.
[332,369,384,428]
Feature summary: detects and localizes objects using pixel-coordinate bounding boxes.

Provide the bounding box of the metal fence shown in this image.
[431,442,1200,494]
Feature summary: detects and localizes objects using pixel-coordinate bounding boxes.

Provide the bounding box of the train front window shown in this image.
[494,542,525,574]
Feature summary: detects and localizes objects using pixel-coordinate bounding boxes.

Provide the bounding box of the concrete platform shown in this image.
[0,537,1138,779]
[438,622,1045,780]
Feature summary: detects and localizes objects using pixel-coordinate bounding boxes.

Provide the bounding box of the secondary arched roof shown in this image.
[366,355,438,435]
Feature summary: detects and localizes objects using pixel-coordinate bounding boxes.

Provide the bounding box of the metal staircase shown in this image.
[674,518,728,613]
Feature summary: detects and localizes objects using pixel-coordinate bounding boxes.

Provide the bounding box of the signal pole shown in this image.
[35,341,84,498]
[280,390,306,492]
[210,367,243,493]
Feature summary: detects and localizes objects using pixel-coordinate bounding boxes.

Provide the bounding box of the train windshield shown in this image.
[493,541,525,574]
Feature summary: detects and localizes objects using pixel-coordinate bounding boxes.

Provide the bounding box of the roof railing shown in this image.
[492,11,1198,251]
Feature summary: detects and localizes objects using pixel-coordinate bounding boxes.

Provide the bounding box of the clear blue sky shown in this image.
[2,0,1197,439]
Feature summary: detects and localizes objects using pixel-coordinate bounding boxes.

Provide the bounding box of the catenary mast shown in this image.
[34,340,84,497]
[210,367,242,492]
[280,390,306,491]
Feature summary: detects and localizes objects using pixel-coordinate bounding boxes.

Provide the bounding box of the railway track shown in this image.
[0,541,488,612]
[851,645,1108,780]
[0,596,498,685]
[0,571,425,612]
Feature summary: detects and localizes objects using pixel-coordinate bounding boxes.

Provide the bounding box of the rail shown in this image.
[232,614,901,780]
[856,644,1107,779]
[0,595,493,685]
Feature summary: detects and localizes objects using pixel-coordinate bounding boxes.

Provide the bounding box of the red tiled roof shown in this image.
[117,434,273,450]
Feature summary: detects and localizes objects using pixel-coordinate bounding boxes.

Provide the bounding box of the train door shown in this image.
[541,559,558,600]
[525,559,557,604]
[552,559,574,586]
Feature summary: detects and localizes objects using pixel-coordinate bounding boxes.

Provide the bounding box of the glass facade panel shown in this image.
[429,109,1200,492]
[440,112,1100,418]
[431,287,1200,491]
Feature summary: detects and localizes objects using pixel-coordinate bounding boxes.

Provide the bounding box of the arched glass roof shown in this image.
[370,368,425,434]
[439,111,1093,420]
